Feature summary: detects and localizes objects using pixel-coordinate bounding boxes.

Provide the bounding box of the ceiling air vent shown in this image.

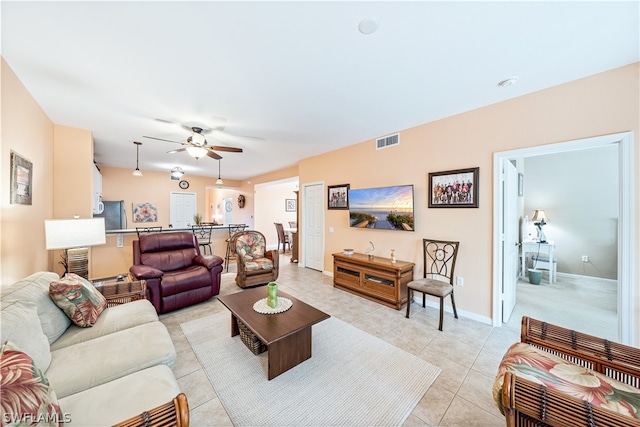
[376,133,399,150]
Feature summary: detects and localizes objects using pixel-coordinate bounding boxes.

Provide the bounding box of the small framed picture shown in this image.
[328,184,350,210]
[428,167,479,208]
[10,151,33,205]
[285,199,296,212]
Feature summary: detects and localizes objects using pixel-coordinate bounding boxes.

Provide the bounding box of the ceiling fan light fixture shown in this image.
[191,129,206,146]
[186,145,207,159]
[132,141,143,177]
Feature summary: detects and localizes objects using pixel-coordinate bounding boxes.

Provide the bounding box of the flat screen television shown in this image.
[348,184,414,231]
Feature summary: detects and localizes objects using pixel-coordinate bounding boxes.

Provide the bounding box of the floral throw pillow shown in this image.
[49,273,107,327]
[0,341,63,427]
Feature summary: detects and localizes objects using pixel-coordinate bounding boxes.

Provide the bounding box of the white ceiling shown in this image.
[2,1,638,181]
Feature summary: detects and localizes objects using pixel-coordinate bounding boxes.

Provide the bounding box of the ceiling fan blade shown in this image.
[143,135,184,145]
[206,149,222,160]
[209,145,243,153]
[167,148,188,154]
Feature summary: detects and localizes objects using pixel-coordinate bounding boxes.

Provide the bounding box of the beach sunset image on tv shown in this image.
[348,185,414,231]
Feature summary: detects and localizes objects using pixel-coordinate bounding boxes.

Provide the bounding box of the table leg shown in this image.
[230,314,239,337]
[267,326,312,380]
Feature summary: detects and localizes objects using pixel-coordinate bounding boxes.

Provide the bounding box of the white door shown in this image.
[170,192,197,229]
[304,183,324,271]
[502,161,519,323]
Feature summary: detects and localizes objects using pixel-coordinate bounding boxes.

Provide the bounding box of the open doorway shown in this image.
[493,132,635,345]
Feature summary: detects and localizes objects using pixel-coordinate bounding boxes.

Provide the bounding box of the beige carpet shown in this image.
[181,311,440,426]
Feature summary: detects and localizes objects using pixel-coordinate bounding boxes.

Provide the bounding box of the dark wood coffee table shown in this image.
[217,287,330,380]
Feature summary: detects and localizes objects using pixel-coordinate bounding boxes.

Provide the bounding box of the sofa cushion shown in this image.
[0,300,51,372]
[0,340,63,427]
[49,299,159,351]
[0,272,70,344]
[46,322,176,398]
[493,342,640,419]
[244,257,274,271]
[49,274,107,327]
[57,365,180,426]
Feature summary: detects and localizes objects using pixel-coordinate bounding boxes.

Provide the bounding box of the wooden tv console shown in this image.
[332,252,415,310]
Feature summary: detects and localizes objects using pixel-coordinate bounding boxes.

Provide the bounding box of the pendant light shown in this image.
[132,141,142,176]
[216,159,224,185]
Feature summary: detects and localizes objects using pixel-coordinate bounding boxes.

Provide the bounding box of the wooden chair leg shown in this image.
[438,296,444,331]
[422,293,426,308]
[406,289,412,318]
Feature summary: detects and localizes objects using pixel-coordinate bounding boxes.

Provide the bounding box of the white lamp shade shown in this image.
[186,146,208,159]
[191,132,206,146]
[531,209,549,222]
[45,218,106,249]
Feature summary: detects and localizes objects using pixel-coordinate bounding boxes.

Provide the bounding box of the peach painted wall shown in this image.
[1,59,55,284]
[299,63,639,327]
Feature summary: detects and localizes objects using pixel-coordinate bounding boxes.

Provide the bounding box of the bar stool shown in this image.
[225,224,247,272]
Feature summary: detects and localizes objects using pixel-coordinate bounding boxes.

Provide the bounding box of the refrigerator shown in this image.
[95,200,127,230]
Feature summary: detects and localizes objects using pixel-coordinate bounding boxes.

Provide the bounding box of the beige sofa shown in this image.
[0,272,183,426]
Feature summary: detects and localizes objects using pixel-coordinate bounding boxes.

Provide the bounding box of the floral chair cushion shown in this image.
[235,232,267,260]
[493,342,640,420]
[49,273,107,328]
[0,340,63,426]
[243,258,274,271]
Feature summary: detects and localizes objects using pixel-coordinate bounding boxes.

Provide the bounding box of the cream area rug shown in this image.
[181,312,441,426]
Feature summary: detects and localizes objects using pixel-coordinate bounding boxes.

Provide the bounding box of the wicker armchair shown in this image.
[231,230,279,288]
[114,393,189,427]
[496,317,640,427]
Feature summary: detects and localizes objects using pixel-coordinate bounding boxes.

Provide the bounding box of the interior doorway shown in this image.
[493,132,634,345]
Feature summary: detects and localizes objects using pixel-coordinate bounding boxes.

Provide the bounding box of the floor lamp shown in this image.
[45,218,106,279]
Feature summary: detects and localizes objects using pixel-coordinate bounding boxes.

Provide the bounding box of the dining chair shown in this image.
[406,239,460,331]
[288,221,297,228]
[135,226,162,238]
[225,224,247,272]
[274,222,290,253]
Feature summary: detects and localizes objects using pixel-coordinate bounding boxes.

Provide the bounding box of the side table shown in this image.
[91,274,147,307]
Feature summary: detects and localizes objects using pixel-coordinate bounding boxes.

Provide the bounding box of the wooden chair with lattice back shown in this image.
[406,239,460,331]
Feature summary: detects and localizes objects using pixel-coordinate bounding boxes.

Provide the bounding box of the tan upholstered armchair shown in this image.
[231,230,279,288]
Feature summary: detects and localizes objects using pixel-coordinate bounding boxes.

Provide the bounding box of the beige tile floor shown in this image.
[158,255,615,426]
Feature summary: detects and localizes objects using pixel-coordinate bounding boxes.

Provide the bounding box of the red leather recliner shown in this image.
[130,231,223,314]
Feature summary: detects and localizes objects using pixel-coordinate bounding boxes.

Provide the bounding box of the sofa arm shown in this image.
[113,393,189,427]
[194,254,223,270]
[130,264,164,280]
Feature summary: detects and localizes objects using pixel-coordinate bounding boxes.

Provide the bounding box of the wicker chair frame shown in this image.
[114,393,189,427]
[500,317,640,427]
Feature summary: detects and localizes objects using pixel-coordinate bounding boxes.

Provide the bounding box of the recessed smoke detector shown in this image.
[358,17,379,35]
[498,77,518,88]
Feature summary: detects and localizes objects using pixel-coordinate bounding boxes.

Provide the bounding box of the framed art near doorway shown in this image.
[10,151,33,205]
[327,184,349,210]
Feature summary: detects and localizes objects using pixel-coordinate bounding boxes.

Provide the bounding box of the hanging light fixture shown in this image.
[170,166,184,180]
[216,159,224,185]
[186,145,207,159]
[191,127,206,146]
[132,141,143,176]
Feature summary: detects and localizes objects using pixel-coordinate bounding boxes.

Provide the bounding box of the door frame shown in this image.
[492,132,635,345]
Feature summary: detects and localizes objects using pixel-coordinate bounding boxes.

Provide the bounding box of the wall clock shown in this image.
[238,194,245,208]
[179,180,189,189]
[225,199,233,212]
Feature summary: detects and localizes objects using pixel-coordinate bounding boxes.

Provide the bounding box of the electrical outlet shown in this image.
[582,255,589,262]
[456,277,464,286]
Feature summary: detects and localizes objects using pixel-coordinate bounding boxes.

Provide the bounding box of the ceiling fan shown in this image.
[143,125,245,160]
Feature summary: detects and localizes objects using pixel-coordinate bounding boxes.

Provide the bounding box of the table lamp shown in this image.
[531,209,549,243]
[45,217,106,279]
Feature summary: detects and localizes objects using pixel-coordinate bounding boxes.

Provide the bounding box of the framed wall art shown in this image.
[428,167,479,208]
[10,151,33,205]
[285,198,296,212]
[132,202,158,222]
[327,184,350,210]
